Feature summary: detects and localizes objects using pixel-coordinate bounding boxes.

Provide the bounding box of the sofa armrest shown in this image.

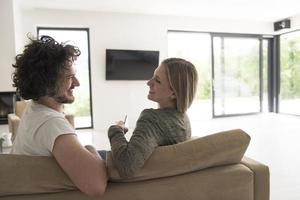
[7,114,20,142]
[241,157,270,200]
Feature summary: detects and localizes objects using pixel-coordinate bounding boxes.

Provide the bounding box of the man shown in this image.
[10,36,107,198]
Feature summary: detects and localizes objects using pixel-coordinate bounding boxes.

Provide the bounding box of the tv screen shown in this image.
[106,49,159,80]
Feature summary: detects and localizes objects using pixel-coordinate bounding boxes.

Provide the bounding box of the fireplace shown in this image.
[0,92,16,124]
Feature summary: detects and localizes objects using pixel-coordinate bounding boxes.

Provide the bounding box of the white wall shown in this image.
[10,4,300,130]
[291,14,300,31]
[14,9,275,131]
[0,0,16,91]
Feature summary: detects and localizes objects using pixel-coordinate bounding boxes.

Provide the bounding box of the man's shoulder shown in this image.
[29,102,64,119]
[23,103,68,130]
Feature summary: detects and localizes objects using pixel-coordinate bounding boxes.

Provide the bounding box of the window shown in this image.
[37,28,93,128]
[168,31,212,120]
[279,31,300,115]
[262,39,270,112]
[212,35,262,116]
[168,31,264,119]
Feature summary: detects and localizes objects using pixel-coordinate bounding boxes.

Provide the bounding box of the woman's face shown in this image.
[147,64,175,108]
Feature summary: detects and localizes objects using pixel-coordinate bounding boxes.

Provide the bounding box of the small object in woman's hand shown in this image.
[124,115,127,124]
[115,115,128,134]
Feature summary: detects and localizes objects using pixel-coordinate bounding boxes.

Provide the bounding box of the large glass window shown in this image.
[168,31,212,120]
[37,28,93,128]
[168,32,264,119]
[212,35,262,116]
[279,31,300,115]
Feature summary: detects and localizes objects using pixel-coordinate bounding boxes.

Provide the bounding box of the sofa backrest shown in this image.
[107,129,251,182]
[0,155,76,197]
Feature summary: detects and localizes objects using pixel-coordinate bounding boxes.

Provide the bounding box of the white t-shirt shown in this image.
[10,100,75,156]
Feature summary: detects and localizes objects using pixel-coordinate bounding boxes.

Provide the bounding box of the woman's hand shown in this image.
[115,121,128,134]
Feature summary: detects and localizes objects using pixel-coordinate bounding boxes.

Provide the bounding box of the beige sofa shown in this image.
[0,129,269,200]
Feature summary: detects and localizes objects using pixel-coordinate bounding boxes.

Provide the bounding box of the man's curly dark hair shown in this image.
[12,35,81,100]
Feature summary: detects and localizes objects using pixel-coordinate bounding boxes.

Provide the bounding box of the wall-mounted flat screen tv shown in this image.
[106,49,159,80]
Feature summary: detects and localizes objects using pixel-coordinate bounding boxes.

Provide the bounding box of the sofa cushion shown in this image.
[107,129,250,182]
[0,154,76,197]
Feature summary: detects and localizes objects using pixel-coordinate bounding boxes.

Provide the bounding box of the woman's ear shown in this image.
[170,93,176,99]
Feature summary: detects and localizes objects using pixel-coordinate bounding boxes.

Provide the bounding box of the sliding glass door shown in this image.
[168,31,265,118]
[212,34,262,117]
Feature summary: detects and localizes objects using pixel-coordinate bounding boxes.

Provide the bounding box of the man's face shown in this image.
[53,61,80,104]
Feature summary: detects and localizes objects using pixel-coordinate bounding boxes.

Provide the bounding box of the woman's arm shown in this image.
[53,134,107,198]
[108,111,159,178]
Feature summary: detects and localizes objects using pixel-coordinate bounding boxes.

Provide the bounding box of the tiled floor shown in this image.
[77,113,300,200]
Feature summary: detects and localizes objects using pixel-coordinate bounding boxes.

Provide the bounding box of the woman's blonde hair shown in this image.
[162,58,198,113]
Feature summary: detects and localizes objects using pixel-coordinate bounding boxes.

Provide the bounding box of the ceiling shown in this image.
[15,0,300,22]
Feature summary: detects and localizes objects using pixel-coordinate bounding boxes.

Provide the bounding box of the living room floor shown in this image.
[77,113,300,200]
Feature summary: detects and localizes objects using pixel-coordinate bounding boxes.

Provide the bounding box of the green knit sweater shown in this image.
[108,108,191,178]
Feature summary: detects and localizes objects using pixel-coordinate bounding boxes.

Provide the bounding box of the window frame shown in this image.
[275,29,300,116]
[37,27,94,129]
[211,33,264,117]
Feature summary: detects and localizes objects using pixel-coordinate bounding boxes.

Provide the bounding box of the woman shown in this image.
[108,58,198,178]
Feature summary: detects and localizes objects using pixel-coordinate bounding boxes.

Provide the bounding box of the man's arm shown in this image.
[52,134,107,198]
